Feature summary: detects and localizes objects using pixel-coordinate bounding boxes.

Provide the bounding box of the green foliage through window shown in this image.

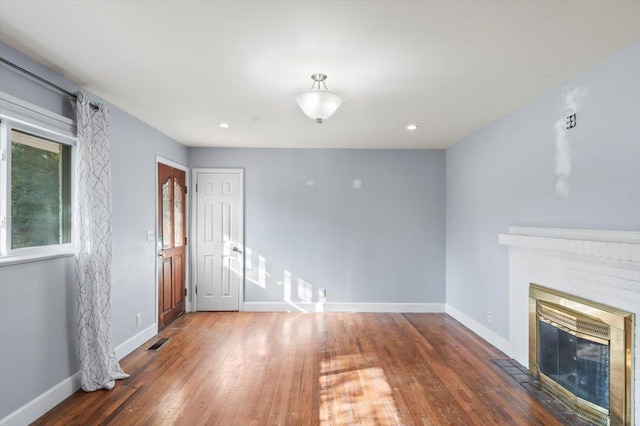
[11,130,71,249]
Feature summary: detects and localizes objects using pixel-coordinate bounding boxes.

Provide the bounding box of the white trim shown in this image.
[243,301,445,313]
[0,372,81,426]
[0,323,158,426]
[0,120,6,255]
[237,170,244,311]
[445,304,511,356]
[0,92,76,143]
[0,93,77,260]
[155,156,188,172]
[499,228,640,268]
[114,323,158,360]
[191,168,245,312]
[0,248,73,266]
[190,169,197,310]
[506,226,640,244]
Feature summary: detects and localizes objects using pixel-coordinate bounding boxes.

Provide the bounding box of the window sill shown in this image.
[0,249,75,267]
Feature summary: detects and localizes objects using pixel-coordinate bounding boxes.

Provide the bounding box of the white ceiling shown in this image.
[0,1,639,149]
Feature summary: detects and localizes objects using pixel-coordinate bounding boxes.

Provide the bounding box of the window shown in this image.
[0,93,76,261]
[10,130,72,248]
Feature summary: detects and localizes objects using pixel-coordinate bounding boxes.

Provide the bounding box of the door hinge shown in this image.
[184,237,187,245]
[185,186,187,195]
[0,148,6,162]
[195,285,198,294]
[185,288,187,297]
[196,183,198,192]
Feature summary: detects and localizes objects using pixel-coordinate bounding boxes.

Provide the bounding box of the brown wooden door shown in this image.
[158,163,186,329]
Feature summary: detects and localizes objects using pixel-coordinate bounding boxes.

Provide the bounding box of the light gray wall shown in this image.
[0,43,187,418]
[0,258,76,420]
[189,148,446,305]
[446,43,640,339]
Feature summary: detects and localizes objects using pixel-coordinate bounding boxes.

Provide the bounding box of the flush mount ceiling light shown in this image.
[406,124,419,130]
[294,73,344,124]
[219,123,230,128]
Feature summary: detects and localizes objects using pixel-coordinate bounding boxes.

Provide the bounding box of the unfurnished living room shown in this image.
[0,1,639,425]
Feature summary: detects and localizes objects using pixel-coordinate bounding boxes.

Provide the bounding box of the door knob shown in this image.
[232,247,243,254]
[158,252,164,258]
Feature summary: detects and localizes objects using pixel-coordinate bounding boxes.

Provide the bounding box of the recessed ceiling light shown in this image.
[406,124,418,130]
[219,123,230,128]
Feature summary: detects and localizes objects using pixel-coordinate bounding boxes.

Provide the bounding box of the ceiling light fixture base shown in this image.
[311,73,327,82]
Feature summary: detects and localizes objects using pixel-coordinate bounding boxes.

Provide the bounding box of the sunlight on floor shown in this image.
[319,355,401,425]
[154,386,187,424]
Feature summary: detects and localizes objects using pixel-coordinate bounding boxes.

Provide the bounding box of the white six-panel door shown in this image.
[195,169,243,311]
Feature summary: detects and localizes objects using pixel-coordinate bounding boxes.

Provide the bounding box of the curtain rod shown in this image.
[0,57,102,110]
[0,57,76,99]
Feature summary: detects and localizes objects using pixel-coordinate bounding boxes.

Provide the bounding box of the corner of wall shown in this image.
[445,304,511,356]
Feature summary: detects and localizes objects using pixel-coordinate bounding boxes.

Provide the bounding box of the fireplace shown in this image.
[529,284,633,425]
[498,227,639,425]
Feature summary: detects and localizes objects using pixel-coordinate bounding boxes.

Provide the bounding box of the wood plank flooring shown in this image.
[33,312,563,425]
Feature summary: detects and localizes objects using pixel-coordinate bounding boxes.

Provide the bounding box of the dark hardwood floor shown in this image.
[33,312,563,425]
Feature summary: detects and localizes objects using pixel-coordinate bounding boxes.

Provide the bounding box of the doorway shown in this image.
[193,168,244,311]
[157,162,186,328]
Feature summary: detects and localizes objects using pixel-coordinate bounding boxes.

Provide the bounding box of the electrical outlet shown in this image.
[318,288,327,302]
[136,313,142,327]
[566,113,576,129]
[486,311,492,322]
[146,230,155,242]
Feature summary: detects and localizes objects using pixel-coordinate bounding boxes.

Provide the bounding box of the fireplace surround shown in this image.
[499,227,639,425]
[529,284,633,425]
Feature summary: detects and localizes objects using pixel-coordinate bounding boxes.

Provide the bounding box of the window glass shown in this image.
[162,178,172,249]
[174,181,183,247]
[11,129,71,249]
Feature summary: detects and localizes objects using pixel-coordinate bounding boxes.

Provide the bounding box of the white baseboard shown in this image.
[445,304,511,356]
[0,372,81,426]
[1,324,158,426]
[243,301,445,313]
[114,323,158,360]
[244,302,511,358]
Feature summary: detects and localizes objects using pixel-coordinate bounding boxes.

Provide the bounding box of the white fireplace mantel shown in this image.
[499,226,640,263]
[499,226,640,424]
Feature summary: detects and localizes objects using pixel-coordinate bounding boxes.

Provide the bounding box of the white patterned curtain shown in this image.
[74,91,128,391]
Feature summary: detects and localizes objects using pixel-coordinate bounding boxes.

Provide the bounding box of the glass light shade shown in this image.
[294,89,344,123]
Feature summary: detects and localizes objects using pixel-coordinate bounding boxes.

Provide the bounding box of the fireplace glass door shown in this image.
[530,284,633,426]
[538,320,610,410]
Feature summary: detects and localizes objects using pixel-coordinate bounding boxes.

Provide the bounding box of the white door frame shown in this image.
[155,156,190,328]
[191,168,245,312]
